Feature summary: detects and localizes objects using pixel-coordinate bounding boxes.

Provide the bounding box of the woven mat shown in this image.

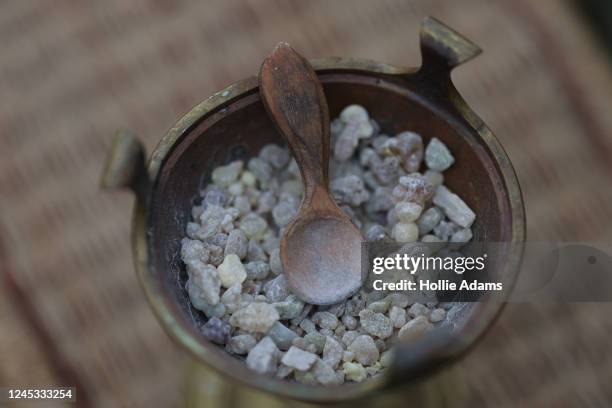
[2,1,612,407]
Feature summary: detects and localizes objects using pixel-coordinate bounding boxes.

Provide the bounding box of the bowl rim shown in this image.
[132,57,526,402]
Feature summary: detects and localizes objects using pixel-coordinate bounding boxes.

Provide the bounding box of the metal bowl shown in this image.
[102,17,525,403]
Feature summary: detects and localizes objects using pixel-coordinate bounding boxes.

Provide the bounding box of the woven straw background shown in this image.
[1,0,612,407]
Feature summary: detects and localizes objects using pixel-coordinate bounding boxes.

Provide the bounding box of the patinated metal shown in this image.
[102,17,526,403]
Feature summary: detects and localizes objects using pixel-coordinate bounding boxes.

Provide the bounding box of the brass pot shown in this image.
[102,17,525,404]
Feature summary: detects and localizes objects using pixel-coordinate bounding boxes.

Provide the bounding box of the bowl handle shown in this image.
[418,17,482,76]
[100,129,150,205]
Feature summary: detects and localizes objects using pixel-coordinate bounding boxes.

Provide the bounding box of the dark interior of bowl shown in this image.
[149,72,513,345]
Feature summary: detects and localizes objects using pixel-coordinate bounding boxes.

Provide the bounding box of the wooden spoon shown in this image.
[259,43,364,305]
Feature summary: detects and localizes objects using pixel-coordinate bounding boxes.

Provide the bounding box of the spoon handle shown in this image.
[259,42,330,200]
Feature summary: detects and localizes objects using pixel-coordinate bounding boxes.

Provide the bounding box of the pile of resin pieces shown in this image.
[180,105,476,386]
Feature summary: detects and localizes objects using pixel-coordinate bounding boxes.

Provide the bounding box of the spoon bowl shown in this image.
[281,190,364,305]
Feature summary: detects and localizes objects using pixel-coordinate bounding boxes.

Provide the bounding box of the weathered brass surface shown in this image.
[102,17,525,403]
